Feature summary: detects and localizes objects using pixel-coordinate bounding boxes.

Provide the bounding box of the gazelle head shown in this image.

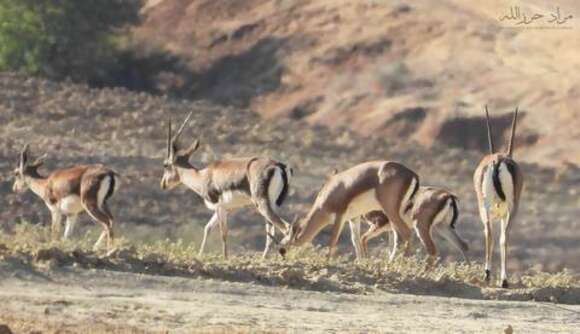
[12,144,47,193]
[160,111,200,190]
[278,216,302,255]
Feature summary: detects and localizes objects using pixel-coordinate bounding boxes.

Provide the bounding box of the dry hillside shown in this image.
[136,0,580,166]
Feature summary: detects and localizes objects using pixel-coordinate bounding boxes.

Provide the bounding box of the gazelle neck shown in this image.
[293,207,331,247]
[26,173,48,199]
[177,165,205,195]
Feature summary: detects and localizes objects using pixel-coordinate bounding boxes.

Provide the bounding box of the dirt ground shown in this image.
[1,266,580,334]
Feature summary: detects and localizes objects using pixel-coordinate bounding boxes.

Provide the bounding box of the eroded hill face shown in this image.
[136,0,580,167]
[0,73,578,273]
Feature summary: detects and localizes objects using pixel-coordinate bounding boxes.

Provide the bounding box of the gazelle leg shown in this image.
[437,225,469,263]
[483,216,494,283]
[389,230,400,262]
[327,214,345,259]
[94,230,108,249]
[199,212,219,256]
[377,185,412,257]
[63,214,79,240]
[82,201,114,251]
[50,210,63,240]
[361,225,389,258]
[414,221,437,266]
[500,211,512,288]
[262,223,274,259]
[349,219,363,260]
[217,209,229,259]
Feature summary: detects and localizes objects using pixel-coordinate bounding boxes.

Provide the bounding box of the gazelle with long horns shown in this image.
[349,187,469,264]
[160,111,293,259]
[279,160,419,259]
[474,106,524,288]
[12,144,119,250]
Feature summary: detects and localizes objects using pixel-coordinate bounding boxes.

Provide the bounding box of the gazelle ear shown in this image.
[29,153,47,168]
[178,139,200,157]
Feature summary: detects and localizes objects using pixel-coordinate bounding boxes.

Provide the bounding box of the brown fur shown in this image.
[282,160,419,258]
[474,106,524,288]
[357,187,468,262]
[14,149,118,250]
[162,113,292,259]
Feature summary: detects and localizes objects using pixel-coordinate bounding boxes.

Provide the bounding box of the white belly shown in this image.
[344,190,382,221]
[59,195,84,215]
[205,191,253,210]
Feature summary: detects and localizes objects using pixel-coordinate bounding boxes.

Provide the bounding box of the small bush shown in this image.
[0,0,140,82]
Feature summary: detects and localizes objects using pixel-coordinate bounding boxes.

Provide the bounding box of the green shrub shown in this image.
[0,0,140,81]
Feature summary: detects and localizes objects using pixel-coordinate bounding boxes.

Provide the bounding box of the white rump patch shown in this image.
[97,175,112,209]
[498,162,515,207]
[344,190,382,221]
[268,167,285,209]
[432,198,453,228]
[482,162,514,221]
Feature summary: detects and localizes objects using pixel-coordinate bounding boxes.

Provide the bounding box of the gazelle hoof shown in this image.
[501,279,509,289]
[278,248,287,257]
[484,269,491,282]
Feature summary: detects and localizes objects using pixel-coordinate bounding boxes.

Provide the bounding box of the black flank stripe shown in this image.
[492,160,506,201]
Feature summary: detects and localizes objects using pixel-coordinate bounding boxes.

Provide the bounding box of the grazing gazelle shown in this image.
[12,144,119,250]
[349,187,469,264]
[279,160,419,259]
[160,111,292,259]
[474,106,524,288]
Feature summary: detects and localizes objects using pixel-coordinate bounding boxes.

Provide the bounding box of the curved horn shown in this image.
[166,119,172,158]
[20,143,30,169]
[172,111,194,143]
[484,105,495,154]
[507,106,519,157]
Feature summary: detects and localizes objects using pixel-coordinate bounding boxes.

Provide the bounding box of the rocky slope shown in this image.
[136,0,580,166]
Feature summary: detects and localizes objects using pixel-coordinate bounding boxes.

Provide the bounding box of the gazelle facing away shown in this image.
[160,111,293,259]
[279,160,419,259]
[349,187,469,264]
[474,106,524,288]
[12,144,119,250]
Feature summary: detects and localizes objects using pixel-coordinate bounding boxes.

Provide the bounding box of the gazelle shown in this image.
[349,187,469,263]
[12,144,119,250]
[279,160,419,259]
[160,111,293,259]
[474,106,524,288]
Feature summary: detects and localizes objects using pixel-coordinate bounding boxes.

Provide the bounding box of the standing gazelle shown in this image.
[160,111,293,259]
[12,144,119,250]
[279,160,419,259]
[350,187,469,264]
[474,106,524,288]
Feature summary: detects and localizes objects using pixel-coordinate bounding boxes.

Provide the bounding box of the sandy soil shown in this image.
[1,266,579,333]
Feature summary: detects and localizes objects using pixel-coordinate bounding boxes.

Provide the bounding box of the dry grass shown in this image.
[1,221,579,305]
